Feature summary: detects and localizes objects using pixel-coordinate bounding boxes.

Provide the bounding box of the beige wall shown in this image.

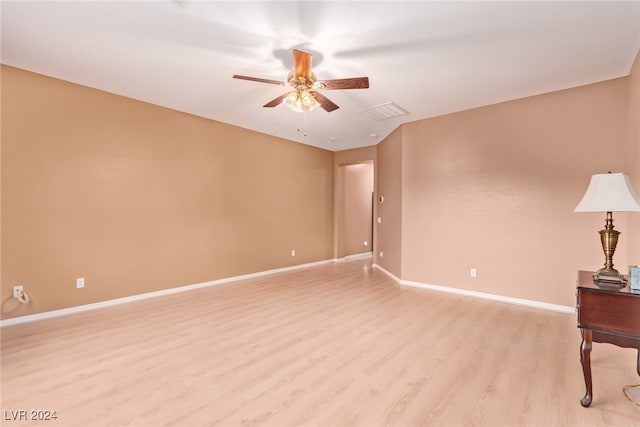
[627,50,640,264]
[394,78,629,307]
[1,66,334,319]
[375,128,404,277]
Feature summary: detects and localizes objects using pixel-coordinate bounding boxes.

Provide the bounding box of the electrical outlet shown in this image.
[13,285,24,298]
[77,277,85,288]
[364,241,368,247]
[470,268,477,278]
[379,251,384,258]
[377,217,382,224]
[291,249,296,257]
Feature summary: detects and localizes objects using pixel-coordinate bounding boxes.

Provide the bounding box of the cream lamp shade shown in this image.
[574,173,640,212]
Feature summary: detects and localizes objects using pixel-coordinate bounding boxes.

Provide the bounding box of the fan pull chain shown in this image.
[296,111,308,137]
[303,111,308,137]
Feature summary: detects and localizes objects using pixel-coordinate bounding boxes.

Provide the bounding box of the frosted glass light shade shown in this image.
[574,173,640,212]
[283,88,319,113]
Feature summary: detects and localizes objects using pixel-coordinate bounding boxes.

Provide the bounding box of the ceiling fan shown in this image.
[233,49,369,113]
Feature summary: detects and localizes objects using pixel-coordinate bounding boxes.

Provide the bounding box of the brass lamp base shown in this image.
[592,211,627,289]
[593,269,627,289]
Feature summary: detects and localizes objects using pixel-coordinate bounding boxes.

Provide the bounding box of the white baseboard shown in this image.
[0,258,336,327]
[2,257,574,327]
[372,263,402,283]
[372,264,574,314]
[335,252,373,262]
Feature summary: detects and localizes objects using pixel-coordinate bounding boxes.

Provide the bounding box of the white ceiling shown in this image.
[2,1,639,152]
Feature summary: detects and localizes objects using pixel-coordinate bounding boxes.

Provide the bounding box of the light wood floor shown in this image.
[1,259,638,426]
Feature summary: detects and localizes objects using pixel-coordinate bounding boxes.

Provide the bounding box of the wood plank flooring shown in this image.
[1,259,638,426]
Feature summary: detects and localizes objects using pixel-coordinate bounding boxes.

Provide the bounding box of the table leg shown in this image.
[580,329,593,407]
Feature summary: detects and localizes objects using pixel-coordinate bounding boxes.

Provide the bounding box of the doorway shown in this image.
[335,162,375,259]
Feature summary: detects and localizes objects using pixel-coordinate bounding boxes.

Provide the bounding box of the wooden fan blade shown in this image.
[263,93,289,108]
[233,75,284,86]
[293,49,313,80]
[318,77,369,90]
[313,91,339,112]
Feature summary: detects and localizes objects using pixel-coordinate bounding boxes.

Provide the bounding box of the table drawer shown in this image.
[578,288,640,336]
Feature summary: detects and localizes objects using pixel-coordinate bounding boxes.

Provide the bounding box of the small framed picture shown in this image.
[630,266,640,291]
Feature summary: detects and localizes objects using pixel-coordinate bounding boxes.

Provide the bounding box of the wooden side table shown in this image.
[576,270,640,407]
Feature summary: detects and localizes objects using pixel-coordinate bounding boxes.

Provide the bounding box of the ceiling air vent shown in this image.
[360,102,409,121]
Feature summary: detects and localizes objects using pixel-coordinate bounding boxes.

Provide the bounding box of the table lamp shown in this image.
[574,172,640,287]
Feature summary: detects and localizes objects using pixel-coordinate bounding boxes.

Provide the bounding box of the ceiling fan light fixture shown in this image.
[284,86,319,113]
[234,49,368,113]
